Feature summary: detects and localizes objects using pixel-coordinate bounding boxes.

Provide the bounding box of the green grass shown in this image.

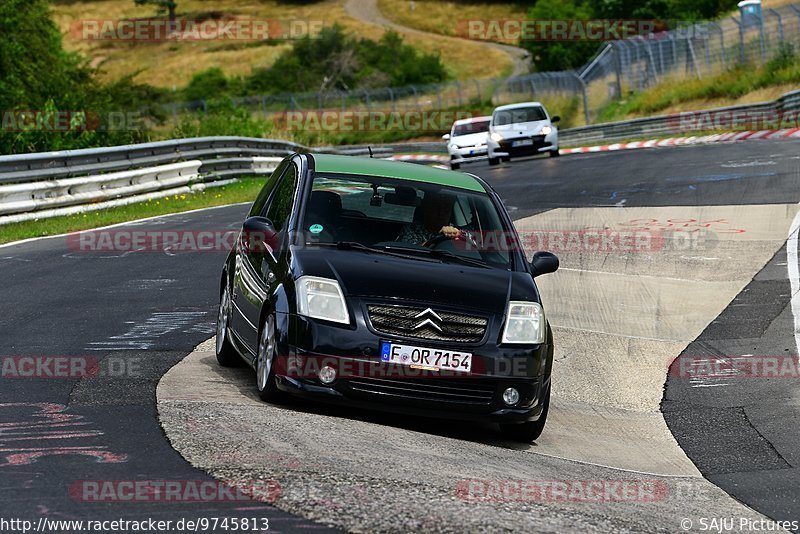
[0,177,265,245]
[597,45,800,123]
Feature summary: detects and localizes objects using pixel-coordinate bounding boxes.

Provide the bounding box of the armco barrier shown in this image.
[0,137,304,184]
[2,88,799,225]
[0,161,201,216]
[559,89,800,146]
[0,138,295,225]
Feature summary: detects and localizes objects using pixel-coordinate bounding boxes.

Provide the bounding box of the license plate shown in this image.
[512,139,533,147]
[380,342,472,373]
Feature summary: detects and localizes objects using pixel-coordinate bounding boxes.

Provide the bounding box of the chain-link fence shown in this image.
[164,3,800,128]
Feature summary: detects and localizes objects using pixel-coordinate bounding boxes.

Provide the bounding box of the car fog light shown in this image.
[503,387,520,406]
[319,365,337,385]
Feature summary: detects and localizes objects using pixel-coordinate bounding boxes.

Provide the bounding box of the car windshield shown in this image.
[452,120,490,136]
[493,106,547,126]
[301,173,514,270]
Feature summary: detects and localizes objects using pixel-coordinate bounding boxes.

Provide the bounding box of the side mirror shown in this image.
[530,251,559,277]
[241,216,278,254]
[550,115,561,124]
[442,133,451,141]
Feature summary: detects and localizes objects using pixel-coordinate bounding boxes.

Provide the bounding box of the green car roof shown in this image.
[310,153,487,193]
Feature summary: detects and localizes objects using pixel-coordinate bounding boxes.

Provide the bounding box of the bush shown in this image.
[183,68,244,102]
[246,25,448,94]
[0,0,153,153]
[173,100,276,139]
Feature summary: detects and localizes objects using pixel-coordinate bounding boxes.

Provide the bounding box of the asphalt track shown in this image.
[2,139,800,532]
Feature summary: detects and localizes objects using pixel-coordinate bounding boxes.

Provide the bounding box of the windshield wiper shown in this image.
[381,245,490,269]
[309,241,439,262]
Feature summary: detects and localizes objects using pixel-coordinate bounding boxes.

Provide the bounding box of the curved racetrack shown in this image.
[2,140,800,532]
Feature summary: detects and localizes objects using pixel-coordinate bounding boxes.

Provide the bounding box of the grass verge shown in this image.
[0,177,264,245]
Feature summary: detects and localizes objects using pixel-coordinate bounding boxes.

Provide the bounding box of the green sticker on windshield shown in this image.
[309,224,324,234]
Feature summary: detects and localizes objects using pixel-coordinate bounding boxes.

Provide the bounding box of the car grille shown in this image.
[366,304,488,343]
[348,377,496,404]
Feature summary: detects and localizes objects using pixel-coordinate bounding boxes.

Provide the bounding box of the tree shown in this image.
[134,0,177,23]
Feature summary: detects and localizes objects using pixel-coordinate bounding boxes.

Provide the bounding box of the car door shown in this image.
[230,159,287,355]
[232,161,300,353]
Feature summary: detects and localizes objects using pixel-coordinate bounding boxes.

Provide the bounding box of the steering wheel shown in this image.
[423,233,451,248]
[423,230,480,250]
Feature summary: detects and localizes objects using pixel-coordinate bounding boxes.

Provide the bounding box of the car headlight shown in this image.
[490,132,504,142]
[540,125,552,135]
[295,276,350,324]
[501,301,546,344]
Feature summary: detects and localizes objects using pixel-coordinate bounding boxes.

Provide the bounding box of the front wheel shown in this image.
[450,161,461,170]
[499,386,550,443]
[549,149,560,158]
[488,157,500,166]
[216,281,243,367]
[256,314,286,403]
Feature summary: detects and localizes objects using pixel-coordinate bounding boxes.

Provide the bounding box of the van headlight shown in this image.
[501,301,546,344]
[490,132,504,142]
[295,276,350,324]
[540,125,552,135]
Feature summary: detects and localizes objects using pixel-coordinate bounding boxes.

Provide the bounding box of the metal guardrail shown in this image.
[0,161,201,217]
[2,88,799,225]
[0,137,292,224]
[559,88,800,146]
[0,137,304,184]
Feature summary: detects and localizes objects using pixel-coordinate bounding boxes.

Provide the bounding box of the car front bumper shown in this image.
[274,313,552,424]
[489,132,558,157]
[448,145,489,164]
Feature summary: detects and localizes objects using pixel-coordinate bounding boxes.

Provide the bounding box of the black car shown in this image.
[215,153,558,442]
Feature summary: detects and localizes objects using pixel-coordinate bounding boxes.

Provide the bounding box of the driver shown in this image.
[397,191,464,246]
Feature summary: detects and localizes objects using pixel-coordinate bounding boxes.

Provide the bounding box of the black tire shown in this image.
[256,313,286,403]
[450,162,461,170]
[549,149,560,158]
[500,385,550,443]
[488,157,500,166]
[216,280,243,367]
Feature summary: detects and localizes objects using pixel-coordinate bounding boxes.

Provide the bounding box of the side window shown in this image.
[265,164,298,232]
[248,160,289,217]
